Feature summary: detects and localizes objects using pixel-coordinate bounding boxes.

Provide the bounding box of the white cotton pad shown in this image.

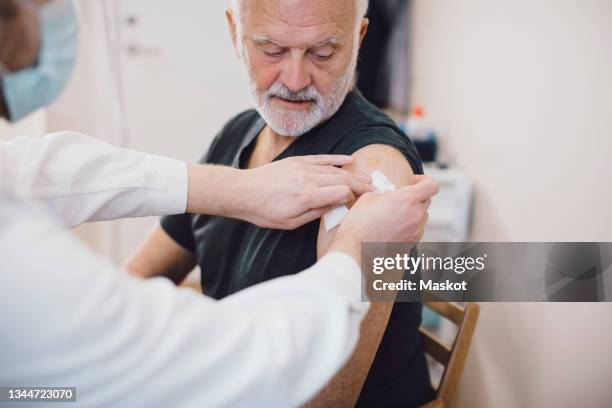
[371,170,396,193]
[323,205,349,232]
[323,169,396,232]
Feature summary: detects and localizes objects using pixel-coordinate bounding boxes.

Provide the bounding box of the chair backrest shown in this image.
[420,302,480,408]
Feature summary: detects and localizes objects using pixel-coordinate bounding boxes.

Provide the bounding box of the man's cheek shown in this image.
[312,66,336,86]
[241,47,273,83]
[312,68,342,95]
[252,65,280,91]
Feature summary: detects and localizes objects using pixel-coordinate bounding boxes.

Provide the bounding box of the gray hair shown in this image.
[230,0,369,24]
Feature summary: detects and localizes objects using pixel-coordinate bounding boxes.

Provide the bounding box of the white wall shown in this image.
[409,1,612,407]
[410,0,612,242]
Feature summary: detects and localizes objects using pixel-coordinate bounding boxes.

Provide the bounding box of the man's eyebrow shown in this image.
[312,36,343,47]
[251,35,284,46]
[251,34,343,48]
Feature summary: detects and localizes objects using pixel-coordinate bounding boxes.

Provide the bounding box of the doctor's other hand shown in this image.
[186,156,373,230]
[329,176,440,264]
[238,155,374,229]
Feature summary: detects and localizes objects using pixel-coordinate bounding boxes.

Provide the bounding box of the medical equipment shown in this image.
[421,166,473,241]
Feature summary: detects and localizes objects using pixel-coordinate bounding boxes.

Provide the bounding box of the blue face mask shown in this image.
[1,0,79,123]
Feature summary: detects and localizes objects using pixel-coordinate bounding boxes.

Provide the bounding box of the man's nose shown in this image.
[279,51,312,93]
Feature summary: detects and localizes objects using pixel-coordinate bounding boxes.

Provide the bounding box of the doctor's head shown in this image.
[0,0,78,123]
[227,0,369,137]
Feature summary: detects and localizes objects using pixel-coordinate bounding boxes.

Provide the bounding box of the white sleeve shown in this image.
[0,192,369,408]
[0,131,188,227]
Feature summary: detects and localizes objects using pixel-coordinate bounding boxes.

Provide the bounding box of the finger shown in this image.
[305,185,356,209]
[289,206,334,229]
[312,164,373,184]
[406,178,440,202]
[408,174,430,185]
[314,173,374,196]
[295,155,354,166]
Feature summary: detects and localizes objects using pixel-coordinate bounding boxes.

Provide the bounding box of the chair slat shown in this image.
[423,301,464,325]
[420,327,451,365]
[420,302,480,408]
[437,303,480,406]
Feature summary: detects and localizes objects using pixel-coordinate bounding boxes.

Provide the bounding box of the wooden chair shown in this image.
[421,302,480,408]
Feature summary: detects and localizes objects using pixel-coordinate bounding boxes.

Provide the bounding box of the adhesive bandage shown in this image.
[323,170,396,231]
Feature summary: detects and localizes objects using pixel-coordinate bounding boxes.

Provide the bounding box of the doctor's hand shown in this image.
[329,175,439,263]
[238,155,374,229]
[186,156,373,230]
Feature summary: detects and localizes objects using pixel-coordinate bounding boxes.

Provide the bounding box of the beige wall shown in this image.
[409,1,612,406]
[410,0,612,242]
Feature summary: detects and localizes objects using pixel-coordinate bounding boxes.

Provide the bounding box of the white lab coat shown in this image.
[0,131,369,407]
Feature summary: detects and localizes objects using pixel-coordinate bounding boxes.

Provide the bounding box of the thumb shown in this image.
[405,178,440,202]
[408,174,430,185]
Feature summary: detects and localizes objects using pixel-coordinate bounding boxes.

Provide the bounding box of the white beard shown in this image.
[244,56,358,137]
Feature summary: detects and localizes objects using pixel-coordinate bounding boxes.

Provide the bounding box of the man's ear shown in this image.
[225,9,241,59]
[358,18,369,47]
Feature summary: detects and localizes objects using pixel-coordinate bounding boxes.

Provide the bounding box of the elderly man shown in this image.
[127,0,435,406]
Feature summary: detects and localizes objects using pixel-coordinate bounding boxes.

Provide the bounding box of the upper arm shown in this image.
[317,144,415,258]
[124,224,197,285]
[306,145,416,407]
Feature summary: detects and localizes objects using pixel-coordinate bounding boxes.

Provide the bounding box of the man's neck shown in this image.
[247,125,297,168]
[265,126,296,155]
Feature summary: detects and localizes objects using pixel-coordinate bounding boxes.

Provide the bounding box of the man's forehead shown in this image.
[243,0,355,30]
[241,0,356,47]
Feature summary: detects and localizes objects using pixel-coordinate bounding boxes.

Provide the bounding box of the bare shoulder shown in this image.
[343,144,415,187]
